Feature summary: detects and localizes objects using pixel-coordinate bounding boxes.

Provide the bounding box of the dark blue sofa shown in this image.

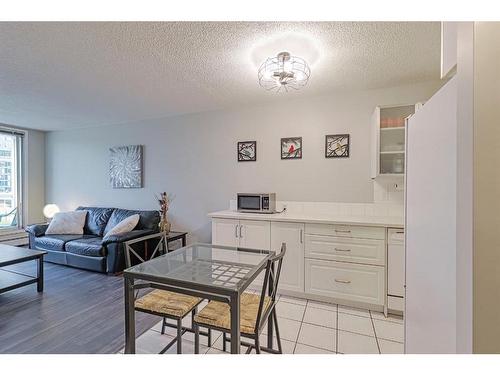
[25,206,160,274]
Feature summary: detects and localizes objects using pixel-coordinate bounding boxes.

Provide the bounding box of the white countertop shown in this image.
[208,210,404,228]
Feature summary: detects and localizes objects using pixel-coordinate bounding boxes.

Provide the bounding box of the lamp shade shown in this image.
[43,204,60,219]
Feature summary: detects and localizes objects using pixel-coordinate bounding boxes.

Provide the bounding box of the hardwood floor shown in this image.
[0,260,160,353]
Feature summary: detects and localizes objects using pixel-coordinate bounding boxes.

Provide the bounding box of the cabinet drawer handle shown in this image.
[334,279,351,284]
[239,224,243,238]
[396,231,404,234]
[335,229,351,233]
[300,229,303,243]
[235,225,239,238]
[334,248,351,252]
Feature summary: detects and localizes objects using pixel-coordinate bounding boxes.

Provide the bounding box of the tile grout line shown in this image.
[369,310,381,354]
[292,299,309,354]
[295,342,336,354]
[295,319,336,329]
[335,304,339,353]
[336,328,377,339]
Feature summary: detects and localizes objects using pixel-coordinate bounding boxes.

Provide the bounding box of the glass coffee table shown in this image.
[0,244,47,294]
[123,243,275,354]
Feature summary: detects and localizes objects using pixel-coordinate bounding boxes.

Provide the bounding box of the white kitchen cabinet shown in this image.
[271,221,305,293]
[371,105,416,178]
[210,212,402,312]
[305,258,385,306]
[239,220,271,250]
[388,228,405,297]
[388,228,405,313]
[211,217,271,250]
[306,223,385,240]
[306,234,385,266]
[212,218,240,247]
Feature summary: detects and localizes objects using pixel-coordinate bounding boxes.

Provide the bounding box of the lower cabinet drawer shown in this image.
[305,259,385,306]
[305,234,385,266]
[305,223,385,240]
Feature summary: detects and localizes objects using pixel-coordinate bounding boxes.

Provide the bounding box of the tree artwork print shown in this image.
[281,137,302,159]
[237,141,257,162]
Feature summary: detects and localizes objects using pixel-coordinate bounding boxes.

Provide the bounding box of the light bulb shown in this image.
[43,204,60,219]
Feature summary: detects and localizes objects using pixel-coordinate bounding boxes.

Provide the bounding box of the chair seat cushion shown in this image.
[194,292,272,334]
[65,237,105,257]
[34,234,87,252]
[135,289,201,318]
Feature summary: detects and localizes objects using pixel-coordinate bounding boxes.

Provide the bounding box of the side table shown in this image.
[166,231,188,249]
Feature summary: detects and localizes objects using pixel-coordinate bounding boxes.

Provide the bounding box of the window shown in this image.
[0,130,23,229]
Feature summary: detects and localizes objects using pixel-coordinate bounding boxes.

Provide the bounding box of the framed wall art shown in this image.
[109,145,143,188]
[237,141,257,162]
[281,137,302,159]
[325,134,350,158]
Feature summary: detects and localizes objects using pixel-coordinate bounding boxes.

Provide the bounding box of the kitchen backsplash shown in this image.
[229,199,404,218]
[373,177,405,204]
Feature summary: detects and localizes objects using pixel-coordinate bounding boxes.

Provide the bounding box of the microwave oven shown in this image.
[237,193,276,213]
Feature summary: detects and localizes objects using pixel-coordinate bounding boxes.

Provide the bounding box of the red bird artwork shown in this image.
[281,137,302,159]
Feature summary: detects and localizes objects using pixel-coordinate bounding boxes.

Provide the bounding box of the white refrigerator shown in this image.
[405,76,458,353]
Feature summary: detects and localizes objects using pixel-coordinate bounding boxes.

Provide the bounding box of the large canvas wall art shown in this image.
[109,145,143,188]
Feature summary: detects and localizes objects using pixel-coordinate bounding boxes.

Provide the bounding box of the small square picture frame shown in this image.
[325,134,350,158]
[281,137,302,160]
[237,141,257,162]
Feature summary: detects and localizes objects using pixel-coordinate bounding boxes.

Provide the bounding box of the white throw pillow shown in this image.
[103,214,140,240]
[45,210,87,235]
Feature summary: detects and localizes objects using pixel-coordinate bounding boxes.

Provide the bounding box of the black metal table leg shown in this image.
[177,318,182,354]
[194,323,200,354]
[36,255,44,292]
[267,261,275,350]
[230,292,241,354]
[181,234,186,247]
[124,275,136,354]
[267,310,274,349]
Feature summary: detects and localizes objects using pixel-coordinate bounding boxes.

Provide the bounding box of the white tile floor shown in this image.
[119,295,404,354]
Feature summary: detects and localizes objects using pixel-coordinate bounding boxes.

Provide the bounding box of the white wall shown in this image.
[45,81,440,242]
[473,21,500,354]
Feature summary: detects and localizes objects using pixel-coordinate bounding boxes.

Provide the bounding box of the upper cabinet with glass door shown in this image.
[370,104,416,178]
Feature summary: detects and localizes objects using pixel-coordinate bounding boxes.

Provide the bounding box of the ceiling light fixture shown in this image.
[258,51,310,92]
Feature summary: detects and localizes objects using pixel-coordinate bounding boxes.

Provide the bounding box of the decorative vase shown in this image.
[159,213,171,234]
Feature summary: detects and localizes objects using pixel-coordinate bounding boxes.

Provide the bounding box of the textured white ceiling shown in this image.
[0,22,440,131]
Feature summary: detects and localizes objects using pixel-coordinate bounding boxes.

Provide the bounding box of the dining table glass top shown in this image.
[124,243,273,292]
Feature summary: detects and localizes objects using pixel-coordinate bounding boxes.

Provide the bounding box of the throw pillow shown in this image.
[103,214,140,240]
[45,210,88,235]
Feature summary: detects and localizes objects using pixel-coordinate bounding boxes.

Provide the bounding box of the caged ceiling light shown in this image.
[258,51,311,92]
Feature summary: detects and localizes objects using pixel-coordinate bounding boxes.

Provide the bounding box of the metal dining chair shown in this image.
[193,243,286,354]
[124,232,211,354]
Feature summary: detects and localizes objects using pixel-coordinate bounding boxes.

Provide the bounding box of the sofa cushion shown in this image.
[45,211,87,235]
[104,208,159,235]
[65,237,106,257]
[103,214,139,240]
[77,206,114,236]
[34,234,87,252]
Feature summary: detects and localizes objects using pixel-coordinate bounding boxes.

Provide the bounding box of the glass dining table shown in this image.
[123,243,275,354]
